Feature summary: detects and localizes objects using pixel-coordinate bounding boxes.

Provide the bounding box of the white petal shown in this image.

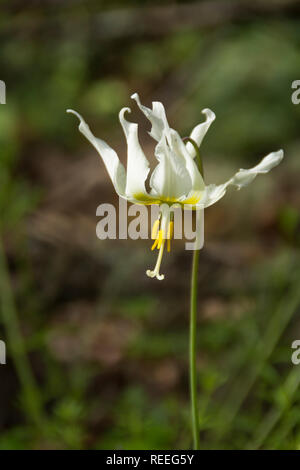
[119,107,150,199]
[131,92,171,143]
[131,93,206,200]
[199,183,227,209]
[186,109,216,158]
[201,150,284,208]
[169,129,205,200]
[150,136,192,201]
[242,150,284,175]
[67,109,126,196]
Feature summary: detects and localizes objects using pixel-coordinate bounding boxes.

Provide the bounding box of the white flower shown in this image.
[67,93,284,280]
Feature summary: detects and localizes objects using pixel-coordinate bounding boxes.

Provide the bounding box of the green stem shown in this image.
[0,234,44,428]
[184,136,203,450]
[190,247,200,450]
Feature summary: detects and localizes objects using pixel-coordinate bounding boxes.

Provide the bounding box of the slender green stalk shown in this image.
[190,247,200,449]
[0,234,44,428]
[184,136,203,450]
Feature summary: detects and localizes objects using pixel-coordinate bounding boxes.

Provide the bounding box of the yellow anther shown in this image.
[151,219,160,239]
[151,238,159,251]
[167,221,174,240]
[157,230,164,249]
[166,221,174,252]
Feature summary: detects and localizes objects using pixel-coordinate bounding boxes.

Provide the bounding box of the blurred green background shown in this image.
[0,0,300,450]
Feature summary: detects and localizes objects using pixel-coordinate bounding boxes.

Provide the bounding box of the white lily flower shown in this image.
[67,93,284,280]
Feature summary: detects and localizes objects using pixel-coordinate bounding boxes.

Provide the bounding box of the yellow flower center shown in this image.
[146,218,174,280]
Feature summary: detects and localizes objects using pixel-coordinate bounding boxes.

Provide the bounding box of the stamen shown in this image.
[146,239,165,281]
[151,219,160,239]
[167,221,174,239]
[167,221,174,253]
[151,238,159,251]
[157,230,164,249]
[147,208,173,280]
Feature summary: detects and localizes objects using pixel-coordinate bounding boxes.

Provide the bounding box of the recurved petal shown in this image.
[131,93,171,143]
[186,109,216,158]
[67,109,126,196]
[200,149,284,209]
[119,107,150,199]
[229,149,284,189]
[169,129,205,198]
